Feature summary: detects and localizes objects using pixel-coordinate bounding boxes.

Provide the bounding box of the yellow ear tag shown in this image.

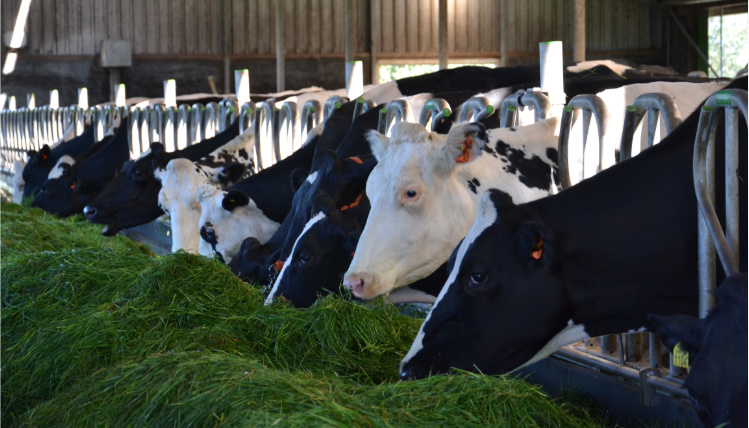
[673,341,690,368]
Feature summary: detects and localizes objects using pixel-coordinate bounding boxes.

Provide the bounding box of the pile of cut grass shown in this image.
[1,201,608,427]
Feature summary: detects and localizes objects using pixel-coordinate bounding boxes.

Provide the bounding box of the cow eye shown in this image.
[468,272,488,287]
[133,168,142,177]
[405,189,418,199]
[298,253,313,264]
[203,228,215,240]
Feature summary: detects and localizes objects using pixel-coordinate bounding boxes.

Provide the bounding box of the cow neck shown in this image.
[77,125,131,183]
[50,125,96,159]
[175,121,241,161]
[229,136,317,223]
[525,102,726,338]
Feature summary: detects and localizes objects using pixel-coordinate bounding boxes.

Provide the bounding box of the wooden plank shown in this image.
[170,0,184,54]
[506,0,516,53]
[381,0,393,54]
[247,0,258,54]
[55,0,67,55]
[285,0,294,54]
[78,0,93,54]
[393,0,405,53]
[212,0,223,55]
[469,0,480,52]
[121,0,133,50]
[627,1,639,50]
[586,0,598,52]
[446,0,454,53]
[480,0,495,53]
[418,0,430,54]
[109,0,122,41]
[295,0,307,54]
[39,0,56,55]
[333,0,344,54]
[231,0,245,55]
[308,0,320,56]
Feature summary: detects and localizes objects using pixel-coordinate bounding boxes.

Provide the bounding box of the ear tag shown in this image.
[531,237,543,260]
[272,260,285,272]
[69,181,77,190]
[350,251,355,258]
[673,342,690,368]
[348,156,363,165]
[340,193,364,211]
[41,153,48,160]
[455,135,473,163]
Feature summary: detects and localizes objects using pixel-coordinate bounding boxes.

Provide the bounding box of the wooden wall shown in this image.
[3,0,664,60]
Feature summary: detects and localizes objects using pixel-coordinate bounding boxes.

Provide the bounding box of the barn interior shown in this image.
[1,1,747,427]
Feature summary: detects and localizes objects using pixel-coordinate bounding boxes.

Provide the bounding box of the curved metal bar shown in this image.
[383,99,414,135]
[419,98,452,131]
[191,103,205,143]
[692,90,747,306]
[128,107,142,158]
[278,101,298,158]
[619,93,683,162]
[520,91,552,122]
[253,101,277,170]
[500,92,524,128]
[177,104,191,149]
[204,102,219,139]
[459,96,493,123]
[557,94,610,189]
[352,97,376,118]
[323,96,348,121]
[377,108,388,134]
[301,100,322,142]
[239,102,256,135]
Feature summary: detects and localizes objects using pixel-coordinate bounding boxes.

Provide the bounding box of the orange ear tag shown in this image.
[455,136,473,163]
[272,260,285,272]
[531,237,543,260]
[348,156,363,165]
[69,181,77,190]
[340,193,364,211]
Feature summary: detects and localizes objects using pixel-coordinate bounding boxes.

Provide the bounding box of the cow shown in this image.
[265,193,447,308]
[83,121,242,236]
[342,117,560,301]
[398,78,747,381]
[154,159,247,253]
[649,274,747,428]
[22,125,96,199]
[30,125,130,217]
[12,159,25,203]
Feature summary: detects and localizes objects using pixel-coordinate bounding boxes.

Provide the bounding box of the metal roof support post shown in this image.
[275,0,285,92]
[438,0,448,70]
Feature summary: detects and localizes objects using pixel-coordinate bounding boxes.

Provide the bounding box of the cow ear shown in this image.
[516,221,552,269]
[310,193,336,217]
[648,313,703,356]
[27,149,38,158]
[366,130,389,162]
[196,183,217,205]
[440,122,487,169]
[222,189,250,211]
[39,145,52,160]
[217,163,246,186]
[289,168,309,192]
[149,143,165,155]
[239,236,264,255]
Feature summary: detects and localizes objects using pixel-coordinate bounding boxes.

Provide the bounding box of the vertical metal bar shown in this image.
[724,107,740,262]
[438,0,447,70]
[697,108,718,317]
[573,0,585,63]
[275,0,285,92]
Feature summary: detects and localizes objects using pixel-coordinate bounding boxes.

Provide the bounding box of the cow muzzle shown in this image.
[83,205,97,220]
[342,272,383,300]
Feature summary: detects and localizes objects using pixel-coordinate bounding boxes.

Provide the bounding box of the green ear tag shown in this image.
[673,341,690,368]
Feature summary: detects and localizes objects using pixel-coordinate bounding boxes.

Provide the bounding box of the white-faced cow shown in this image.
[342,118,560,300]
[84,121,241,235]
[399,78,747,381]
[649,274,747,428]
[155,159,247,253]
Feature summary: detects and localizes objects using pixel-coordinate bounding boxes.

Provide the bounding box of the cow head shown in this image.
[22,145,55,198]
[400,188,572,379]
[84,143,169,236]
[156,158,246,253]
[342,121,488,300]
[196,184,281,263]
[648,275,747,428]
[228,237,276,284]
[12,159,26,204]
[266,194,367,308]
[30,159,94,217]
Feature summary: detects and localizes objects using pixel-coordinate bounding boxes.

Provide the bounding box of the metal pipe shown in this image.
[520,92,552,122]
[557,94,609,189]
[384,99,414,134]
[500,92,524,127]
[419,98,452,131]
[301,100,322,141]
[438,0,448,70]
[279,101,298,158]
[323,96,347,121]
[275,0,285,92]
[459,97,494,124]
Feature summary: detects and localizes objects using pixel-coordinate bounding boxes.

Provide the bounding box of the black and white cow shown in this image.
[399,78,747,380]
[83,121,242,235]
[22,125,96,199]
[649,274,747,428]
[342,118,560,300]
[30,125,130,217]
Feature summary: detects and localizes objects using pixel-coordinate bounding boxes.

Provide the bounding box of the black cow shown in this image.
[649,274,747,428]
[22,125,96,199]
[83,121,241,236]
[30,125,130,217]
[399,77,747,380]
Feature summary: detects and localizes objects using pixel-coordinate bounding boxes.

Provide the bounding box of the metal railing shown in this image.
[620,93,683,162]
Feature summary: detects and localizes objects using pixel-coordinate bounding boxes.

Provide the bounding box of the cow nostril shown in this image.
[83,205,97,218]
[400,365,420,381]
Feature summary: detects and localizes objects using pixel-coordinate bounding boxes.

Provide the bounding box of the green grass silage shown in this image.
[1,202,607,427]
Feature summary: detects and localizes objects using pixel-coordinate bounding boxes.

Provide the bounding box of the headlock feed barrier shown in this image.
[1,68,743,412]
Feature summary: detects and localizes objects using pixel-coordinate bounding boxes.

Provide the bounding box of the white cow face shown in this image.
[156,159,212,254]
[343,118,560,301]
[343,122,489,300]
[196,184,280,263]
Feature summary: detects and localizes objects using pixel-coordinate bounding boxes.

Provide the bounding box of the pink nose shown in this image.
[343,277,365,299]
